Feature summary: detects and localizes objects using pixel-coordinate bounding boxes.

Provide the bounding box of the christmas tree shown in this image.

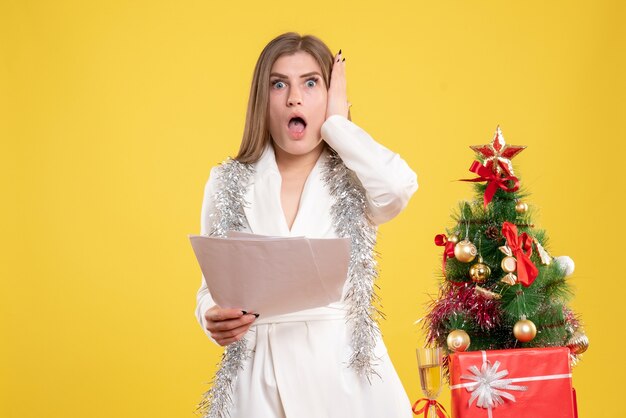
[423,126,588,375]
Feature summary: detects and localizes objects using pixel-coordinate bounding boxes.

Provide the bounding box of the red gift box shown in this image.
[449,347,577,418]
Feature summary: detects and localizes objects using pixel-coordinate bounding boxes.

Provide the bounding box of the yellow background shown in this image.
[1,0,623,416]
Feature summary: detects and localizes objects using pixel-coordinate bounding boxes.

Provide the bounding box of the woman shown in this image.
[195,32,418,418]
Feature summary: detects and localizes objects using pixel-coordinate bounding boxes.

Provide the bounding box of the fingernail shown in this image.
[253,313,260,318]
[342,57,345,62]
[338,49,342,55]
[241,310,248,315]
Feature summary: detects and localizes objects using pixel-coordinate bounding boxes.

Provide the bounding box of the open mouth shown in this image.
[287,116,307,137]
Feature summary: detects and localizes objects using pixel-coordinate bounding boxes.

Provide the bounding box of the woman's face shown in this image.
[267,51,328,158]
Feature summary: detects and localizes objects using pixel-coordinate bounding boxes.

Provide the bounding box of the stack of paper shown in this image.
[189,232,351,317]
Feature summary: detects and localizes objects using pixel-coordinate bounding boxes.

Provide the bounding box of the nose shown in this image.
[287,87,303,106]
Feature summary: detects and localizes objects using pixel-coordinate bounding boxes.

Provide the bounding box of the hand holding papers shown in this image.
[189,232,351,317]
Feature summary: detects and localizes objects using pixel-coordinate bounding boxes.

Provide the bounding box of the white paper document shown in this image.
[188,232,351,317]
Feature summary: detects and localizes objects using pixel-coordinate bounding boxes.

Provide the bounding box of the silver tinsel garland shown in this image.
[322,150,383,380]
[197,158,254,418]
[197,150,383,417]
[207,158,254,238]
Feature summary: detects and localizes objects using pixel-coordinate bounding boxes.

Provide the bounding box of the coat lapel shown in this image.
[289,148,335,238]
[242,144,289,236]
[242,144,335,238]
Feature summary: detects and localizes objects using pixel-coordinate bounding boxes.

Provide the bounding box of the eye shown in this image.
[306,77,318,88]
[272,80,286,89]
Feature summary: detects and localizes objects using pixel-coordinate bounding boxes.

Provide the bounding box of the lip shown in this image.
[287,111,307,123]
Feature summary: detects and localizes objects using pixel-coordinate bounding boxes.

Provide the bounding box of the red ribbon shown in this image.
[412,398,449,417]
[434,234,456,274]
[501,221,539,287]
[461,161,520,208]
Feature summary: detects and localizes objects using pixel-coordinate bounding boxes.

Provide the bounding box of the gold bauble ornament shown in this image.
[513,318,537,342]
[454,239,477,263]
[469,256,491,283]
[501,256,517,273]
[447,329,471,352]
[448,234,460,244]
[567,331,589,355]
[515,201,529,213]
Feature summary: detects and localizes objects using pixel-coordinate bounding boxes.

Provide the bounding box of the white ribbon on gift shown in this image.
[460,357,528,409]
[450,351,573,418]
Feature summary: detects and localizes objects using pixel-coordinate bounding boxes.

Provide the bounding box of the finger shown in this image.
[217,331,247,346]
[212,323,254,344]
[336,56,345,70]
[207,313,256,332]
[211,321,254,340]
[205,307,245,322]
[330,60,345,87]
[334,53,346,76]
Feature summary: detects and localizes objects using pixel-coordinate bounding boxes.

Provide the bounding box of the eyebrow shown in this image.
[269,71,322,79]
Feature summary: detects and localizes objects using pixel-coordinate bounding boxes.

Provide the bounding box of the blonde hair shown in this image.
[235,32,341,163]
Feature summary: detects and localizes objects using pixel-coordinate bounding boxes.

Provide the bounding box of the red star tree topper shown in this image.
[470,126,526,175]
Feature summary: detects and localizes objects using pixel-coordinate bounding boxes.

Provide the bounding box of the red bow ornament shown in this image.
[501,222,539,287]
[435,234,456,274]
[412,398,449,417]
[461,161,520,208]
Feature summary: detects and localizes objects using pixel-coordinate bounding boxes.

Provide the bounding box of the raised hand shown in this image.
[325,50,350,120]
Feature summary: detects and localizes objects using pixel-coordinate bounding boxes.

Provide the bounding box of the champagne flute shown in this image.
[415,346,445,417]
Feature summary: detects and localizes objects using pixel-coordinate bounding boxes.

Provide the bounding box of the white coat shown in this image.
[195,114,418,418]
